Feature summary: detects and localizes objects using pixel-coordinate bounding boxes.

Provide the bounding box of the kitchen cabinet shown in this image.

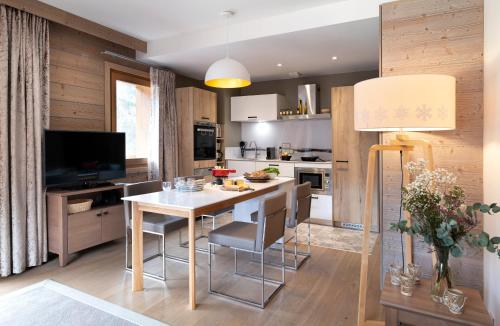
[231,94,286,122]
[226,160,256,176]
[310,194,332,221]
[255,161,295,178]
[176,87,217,176]
[332,86,379,230]
[193,87,217,123]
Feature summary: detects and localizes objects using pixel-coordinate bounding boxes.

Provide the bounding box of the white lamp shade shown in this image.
[354,74,456,131]
[205,57,251,88]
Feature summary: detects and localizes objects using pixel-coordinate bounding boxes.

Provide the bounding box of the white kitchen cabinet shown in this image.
[231,94,286,122]
[255,161,295,178]
[310,194,332,221]
[226,160,256,176]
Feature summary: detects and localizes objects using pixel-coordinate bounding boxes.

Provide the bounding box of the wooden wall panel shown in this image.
[48,22,148,182]
[380,0,484,290]
[49,22,134,131]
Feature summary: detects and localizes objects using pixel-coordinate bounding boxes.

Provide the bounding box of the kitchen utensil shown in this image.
[239,141,246,158]
[211,168,237,185]
[176,179,205,192]
[281,155,292,161]
[301,156,319,162]
[244,172,270,183]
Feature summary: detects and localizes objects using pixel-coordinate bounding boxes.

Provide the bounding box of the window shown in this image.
[108,66,151,160]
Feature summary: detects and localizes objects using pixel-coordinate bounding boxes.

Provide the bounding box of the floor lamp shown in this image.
[354,74,456,326]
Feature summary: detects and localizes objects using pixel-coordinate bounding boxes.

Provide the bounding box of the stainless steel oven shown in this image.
[294,167,332,195]
[194,123,216,161]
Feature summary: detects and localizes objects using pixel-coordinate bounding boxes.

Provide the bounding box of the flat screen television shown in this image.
[44,130,126,188]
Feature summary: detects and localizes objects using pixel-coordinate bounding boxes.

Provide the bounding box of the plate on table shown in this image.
[244,171,271,183]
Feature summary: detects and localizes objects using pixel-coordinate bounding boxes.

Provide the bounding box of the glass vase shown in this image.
[431,247,453,303]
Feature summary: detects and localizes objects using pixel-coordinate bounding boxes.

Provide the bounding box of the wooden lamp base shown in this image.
[357,134,435,326]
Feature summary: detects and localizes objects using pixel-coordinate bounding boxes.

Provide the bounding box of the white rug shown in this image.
[295,223,378,254]
[0,280,166,326]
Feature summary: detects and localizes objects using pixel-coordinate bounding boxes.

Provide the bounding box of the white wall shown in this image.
[483,0,500,323]
[240,120,332,149]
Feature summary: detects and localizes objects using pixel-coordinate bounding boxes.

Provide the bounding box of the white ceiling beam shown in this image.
[140,0,390,60]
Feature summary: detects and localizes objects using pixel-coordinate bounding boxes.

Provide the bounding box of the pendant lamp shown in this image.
[204,11,251,88]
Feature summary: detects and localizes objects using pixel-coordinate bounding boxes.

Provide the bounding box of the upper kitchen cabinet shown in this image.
[332,86,379,231]
[193,87,217,123]
[231,94,286,122]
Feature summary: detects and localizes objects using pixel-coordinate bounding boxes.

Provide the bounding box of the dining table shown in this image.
[122,177,295,310]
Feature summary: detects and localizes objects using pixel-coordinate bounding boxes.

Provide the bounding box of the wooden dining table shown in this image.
[122,177,295,310]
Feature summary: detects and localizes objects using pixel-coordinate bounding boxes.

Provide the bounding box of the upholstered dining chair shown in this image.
[284,181,312,270]
[178,175,233,253]
[123,181,188,281]
[207,192,287,308]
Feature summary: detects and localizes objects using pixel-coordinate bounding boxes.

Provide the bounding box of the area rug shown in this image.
[295,223,378,254]
[0,280,166,326]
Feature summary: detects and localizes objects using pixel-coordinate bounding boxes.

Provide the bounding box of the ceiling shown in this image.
[40,0,342,41]
[147,18,379,81]
[40,0,385,81]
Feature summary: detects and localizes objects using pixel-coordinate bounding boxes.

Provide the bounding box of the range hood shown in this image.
[279,84,331,121]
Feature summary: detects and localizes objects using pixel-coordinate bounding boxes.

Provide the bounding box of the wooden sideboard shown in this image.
[47,185,125,266]
[380,274,493,326]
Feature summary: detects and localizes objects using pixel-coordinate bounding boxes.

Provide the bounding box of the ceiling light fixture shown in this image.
[204,10,251,88]
[276,63,283,67]
[331,56,338,61]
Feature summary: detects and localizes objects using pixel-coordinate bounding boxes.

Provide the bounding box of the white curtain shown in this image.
[148,67,178,181]
[0,5,50,276]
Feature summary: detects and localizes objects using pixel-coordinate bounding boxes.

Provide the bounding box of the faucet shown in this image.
[247,140,258,159]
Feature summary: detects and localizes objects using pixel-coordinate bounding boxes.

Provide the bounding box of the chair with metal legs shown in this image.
[123,181,188,281]
[176,175,233,253]
[208,192,287,308]
[284,181,313,270]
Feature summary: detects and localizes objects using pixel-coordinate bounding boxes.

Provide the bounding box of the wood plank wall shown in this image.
[380,0,484,289]
[49,22,149,182]
[49,22,145,131]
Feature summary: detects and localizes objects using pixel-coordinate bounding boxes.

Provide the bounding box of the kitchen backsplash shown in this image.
[240,120,332,149]
[226,119,332,161]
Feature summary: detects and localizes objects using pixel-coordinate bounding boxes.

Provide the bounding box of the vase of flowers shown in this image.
[391,159,500,303]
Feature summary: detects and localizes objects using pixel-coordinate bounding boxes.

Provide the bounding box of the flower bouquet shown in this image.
[391,159,500,303]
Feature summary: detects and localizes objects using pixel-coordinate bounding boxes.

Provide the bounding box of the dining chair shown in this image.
[123,181,188,281]
[178,175,233,253]
[284,181,312,270]
[207,192,287,308]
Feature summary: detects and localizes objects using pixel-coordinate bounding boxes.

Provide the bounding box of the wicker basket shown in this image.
[67,199,93,214]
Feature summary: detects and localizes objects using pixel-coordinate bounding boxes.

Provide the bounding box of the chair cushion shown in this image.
[208,221,257,251]
[140,213,187,234]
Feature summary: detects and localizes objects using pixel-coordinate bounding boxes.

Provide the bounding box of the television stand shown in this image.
[47,184,125,267]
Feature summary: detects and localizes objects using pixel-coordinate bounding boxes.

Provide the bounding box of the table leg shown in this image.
[132,202,144,291]
[188,211,196,309]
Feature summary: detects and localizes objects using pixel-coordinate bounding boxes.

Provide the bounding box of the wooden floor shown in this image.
[0,225,383,326]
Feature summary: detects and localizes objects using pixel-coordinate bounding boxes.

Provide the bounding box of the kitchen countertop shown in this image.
[226,158,332,164]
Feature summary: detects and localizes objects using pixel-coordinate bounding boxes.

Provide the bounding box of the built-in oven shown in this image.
[294,167,332,195]
[194,123,216,161]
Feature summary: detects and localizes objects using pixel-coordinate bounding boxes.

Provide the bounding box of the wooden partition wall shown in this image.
[380,0,484,289]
